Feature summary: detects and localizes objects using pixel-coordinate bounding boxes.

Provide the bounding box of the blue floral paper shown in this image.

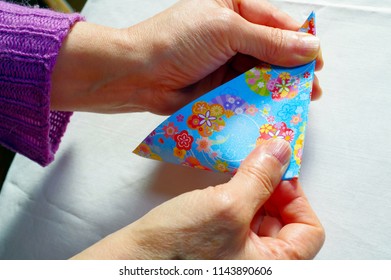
[134,12,316,180]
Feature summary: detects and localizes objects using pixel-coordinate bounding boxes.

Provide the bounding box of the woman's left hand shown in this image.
[51,0,323,114]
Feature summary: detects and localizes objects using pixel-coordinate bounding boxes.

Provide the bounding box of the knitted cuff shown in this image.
[0,1,84,166]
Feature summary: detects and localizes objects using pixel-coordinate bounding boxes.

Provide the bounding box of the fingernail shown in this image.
[264,139,291,166]
[296,33,320,59]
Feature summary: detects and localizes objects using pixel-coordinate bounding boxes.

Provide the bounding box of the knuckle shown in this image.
[213,10,236,32]
[265,27,286,60]
[240,164,274,197]
[207,185,238,219]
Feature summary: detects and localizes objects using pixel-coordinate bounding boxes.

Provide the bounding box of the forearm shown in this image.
[70,223,161,260]
[50,22,151,113]
[0,1,83,166]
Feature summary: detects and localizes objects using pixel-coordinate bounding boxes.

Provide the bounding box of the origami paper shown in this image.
[134,12,316,179]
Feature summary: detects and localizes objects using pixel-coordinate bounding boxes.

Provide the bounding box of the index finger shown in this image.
[272,179,325,259]
[235,0,325,72]
[235,0,300,30]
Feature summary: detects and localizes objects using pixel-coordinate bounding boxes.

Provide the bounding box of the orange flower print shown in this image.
[192,101,209,114]
[135,143,151,157]
[174,130,194,151]
[210,104,224,117]
[225,110,234,118]
[280,72,291,80]
[214,159,228,173]
[183,156,201,167]
[173,147,186,159]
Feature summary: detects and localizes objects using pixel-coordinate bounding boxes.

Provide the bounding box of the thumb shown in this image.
[225,139,292,220]
[230,16,320,67]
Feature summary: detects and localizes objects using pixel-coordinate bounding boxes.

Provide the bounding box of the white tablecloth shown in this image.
[1,0,391,259]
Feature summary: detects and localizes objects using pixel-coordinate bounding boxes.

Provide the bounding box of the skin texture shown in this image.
[52,0,325,259]
[51,0,323,114]
[71,140,324,259]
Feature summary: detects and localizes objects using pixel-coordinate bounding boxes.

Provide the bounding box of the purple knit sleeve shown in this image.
[0,1,84,166]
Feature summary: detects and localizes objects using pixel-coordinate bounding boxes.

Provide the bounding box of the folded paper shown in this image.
[133,12,316,179]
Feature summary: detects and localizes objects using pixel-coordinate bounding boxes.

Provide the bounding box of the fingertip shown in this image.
[315,48,324,71]
[310,75,322,101]
[295,33,320,64]
[224,139,292,219]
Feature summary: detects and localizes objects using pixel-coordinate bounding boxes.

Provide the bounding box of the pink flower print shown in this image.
[247,78,256,85]
[274,122,287,131]
[282,130,295,143]
[198,110,216,127]
[163,122,178,138]
[250,68,261,76]
[291,114,302,125]
[196,137,212,153]
[211,151,219,159]
[245,105,258,116]
[267,79,277,91]
[267,116,275,123]
[174,130,194,151]
[303,72,310,78]
[176,114,184,122]
[272,91,280,100]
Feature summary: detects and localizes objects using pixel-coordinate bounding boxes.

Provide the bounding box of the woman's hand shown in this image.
[51,0,323,114]
[71,139,325,259]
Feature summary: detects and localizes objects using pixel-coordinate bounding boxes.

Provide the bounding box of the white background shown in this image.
[0,0,391,259]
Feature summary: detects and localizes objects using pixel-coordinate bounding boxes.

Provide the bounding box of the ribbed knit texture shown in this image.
[0,1,84,166]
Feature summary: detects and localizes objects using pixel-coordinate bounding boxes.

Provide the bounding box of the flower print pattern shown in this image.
[196,137,212,153]
[291,114,302,125]
[163,122,178,138]
[294,134,305,165]
[198,110,216,127]
[214,159,229,173]
[278,104,297,119]
[187,115,202,129]
[133,144,162,161]
[134,11,317,180]
[176,114,184,122]
[182,156,210,171]
[282,130,295,143]
[258,122,294,143]
[174,130,194,151]
[245,105,258,116]
[245,63,272,96]
[173,147,186,159]
[268,72,300,101]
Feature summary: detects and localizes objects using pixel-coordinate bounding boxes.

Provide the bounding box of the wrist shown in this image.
[51,22,149,113]
[70,222,171,260]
